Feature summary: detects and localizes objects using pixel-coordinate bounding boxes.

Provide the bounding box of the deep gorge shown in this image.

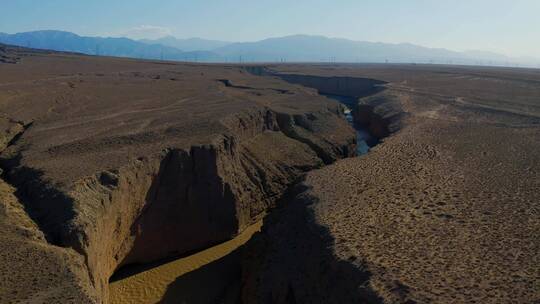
[94,104,356,302]
[104,69,393,303]
[0,64,392,303]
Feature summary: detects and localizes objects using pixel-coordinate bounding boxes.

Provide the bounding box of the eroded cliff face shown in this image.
[237,90,405,304]
[274,74,385,98]
[0,105,355,302]
[258,70,401,140]
[354,91,405,139]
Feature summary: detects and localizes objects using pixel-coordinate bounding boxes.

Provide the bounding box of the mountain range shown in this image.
[0,30,218,61]
[141,36,230,52]
[0,30,536,67]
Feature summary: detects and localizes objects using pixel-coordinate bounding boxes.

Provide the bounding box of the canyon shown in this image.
[240,64,540,303]
[0,45,357,303]
[0,45,539,303]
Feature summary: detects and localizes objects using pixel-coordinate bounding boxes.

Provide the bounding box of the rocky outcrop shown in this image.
[354,91,405,139]
[0,105,355,302]
[262,71,400,140]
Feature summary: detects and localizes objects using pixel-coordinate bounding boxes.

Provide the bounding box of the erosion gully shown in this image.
[109,71,381,304]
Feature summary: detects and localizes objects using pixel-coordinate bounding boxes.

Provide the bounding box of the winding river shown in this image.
[321,93,378,155]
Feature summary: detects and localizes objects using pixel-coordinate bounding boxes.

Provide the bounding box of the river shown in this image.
[320,93,378,155]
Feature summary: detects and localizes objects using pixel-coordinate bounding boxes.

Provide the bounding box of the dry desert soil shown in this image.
[0,44,539,303]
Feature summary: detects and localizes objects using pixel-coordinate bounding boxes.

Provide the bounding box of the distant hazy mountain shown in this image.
[1,31,535,67]
[141,36,231,52]
[462,50,508,62]
[212,34,518,65]
[0,30,220,61]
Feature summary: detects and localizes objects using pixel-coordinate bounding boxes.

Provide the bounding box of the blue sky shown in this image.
[1,0,538,57]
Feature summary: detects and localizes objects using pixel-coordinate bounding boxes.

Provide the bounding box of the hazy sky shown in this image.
[1,0,539,58]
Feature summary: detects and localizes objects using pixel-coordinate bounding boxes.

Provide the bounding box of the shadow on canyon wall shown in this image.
[149,182,383,304]
[0,155,77,246]
[239,183,383,304]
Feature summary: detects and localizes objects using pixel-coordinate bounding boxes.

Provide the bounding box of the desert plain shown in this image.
[0,44,539,303]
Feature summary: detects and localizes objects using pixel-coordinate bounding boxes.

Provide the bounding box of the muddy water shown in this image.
[321,93,378,155]
[109,220,263,304]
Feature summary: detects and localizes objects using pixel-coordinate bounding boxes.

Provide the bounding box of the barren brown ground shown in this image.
[1,44,539,303]
[244,64,540,303]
